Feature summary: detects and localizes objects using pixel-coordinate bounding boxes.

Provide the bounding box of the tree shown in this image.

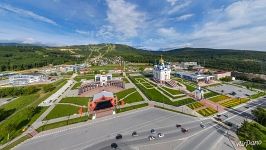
[252,107,266,126]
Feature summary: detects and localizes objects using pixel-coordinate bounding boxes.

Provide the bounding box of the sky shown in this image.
[0,0,266,51]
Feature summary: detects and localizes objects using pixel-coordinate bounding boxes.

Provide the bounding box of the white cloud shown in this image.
[176,13,194,21]
[75,29,93,36]
[157,27,180,39]
[167,0,191,14]
[189,0,266,50]
[106,0,145,38]
[166,0,178,6]
[0,3,58,26]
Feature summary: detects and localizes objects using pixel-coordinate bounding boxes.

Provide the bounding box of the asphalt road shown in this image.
[15,97,265,150]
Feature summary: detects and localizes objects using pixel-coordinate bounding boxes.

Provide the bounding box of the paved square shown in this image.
[208,84,256,98]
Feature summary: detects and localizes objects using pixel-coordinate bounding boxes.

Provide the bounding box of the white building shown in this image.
[9,73,47,85]
[214,71,231,80]
[153,56,171,83]
[195,86,204,100]
[95,74,112,86]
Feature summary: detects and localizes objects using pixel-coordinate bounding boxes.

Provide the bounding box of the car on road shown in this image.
[214,117,223,122]
[181,128,188,133]
[148,135,156,141]
[111,143,118,149]
[200,124,205,128]
[132,131,138,137]
[151,129,156,134]
[176,124,181,128]
[244,106,249,109]
[116,134,122,140]
[223,114,228,118]
[157,133,164,138]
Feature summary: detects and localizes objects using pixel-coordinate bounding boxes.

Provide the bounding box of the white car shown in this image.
[157,133,164,138]
[148,136,156,141]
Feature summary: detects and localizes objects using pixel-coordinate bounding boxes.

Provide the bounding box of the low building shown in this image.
[176,72,214,83]
[9,73,47,85]
[95,74,112,86]
[214,71,231,80]
[180,62,198,69]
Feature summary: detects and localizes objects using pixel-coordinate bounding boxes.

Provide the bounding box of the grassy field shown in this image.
[74,75,95,82]
[45,104,86,120]
[71,82,82,90]
[116,103,148,113]
[59,97,90,106]
[173,78,197,92]
[186,102,204,110]
[197,107,218,116]
[129,76,195,107]
[204,91,219,98]
[220,98,249,108]
[37,115,90,132]
[158,86,185,99]
[209,95,230,102]
[0,79,67,144]
[161,86,182,95]
[116,88,144,104]
[237,121,266,150]
[249,92,266,99]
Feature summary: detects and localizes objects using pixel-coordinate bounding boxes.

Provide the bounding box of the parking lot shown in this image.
[208,84,256,98]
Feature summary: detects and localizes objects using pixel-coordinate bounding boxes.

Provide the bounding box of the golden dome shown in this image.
[159,55,164,64]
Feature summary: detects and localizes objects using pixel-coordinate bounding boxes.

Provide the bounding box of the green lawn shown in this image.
[45,104,86,120]
[161,86,182,95]
[37,115,90,132]
[116,88,144,104]
[204,91,219,98]
[59,97,90,106]
[129,76,195,107]
[249,92,266,99]
[209,95,230,102]
[197,107,218,116]
[71,82,82,90]
[0,79,67,144]
[220,98,249,108]
[116,103,148,113]
[74,75,95,82]
[187,102,204,110]
[237,121,266,150]
[173,78,197,92]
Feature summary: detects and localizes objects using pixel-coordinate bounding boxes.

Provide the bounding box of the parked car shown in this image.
[116,134,122,140]
[157,133,164,138]
[148,135,156,141]
[151,129,156,134]
[176,124,181,128]
[111,143,118,149]
[132,131,138,137]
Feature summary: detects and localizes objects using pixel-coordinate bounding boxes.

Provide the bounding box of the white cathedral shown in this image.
[153,55,171,83]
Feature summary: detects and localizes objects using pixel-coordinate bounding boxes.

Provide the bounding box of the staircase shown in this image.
[166,80,177,87]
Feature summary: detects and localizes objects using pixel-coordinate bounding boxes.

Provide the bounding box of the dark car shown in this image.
[111,143,118,149]
[244,106,249,109]
[223,114,228,118]
[176,124,181,128]
[116,134,122,140]
[151,129,156,134]
[181,128,188,133]
[214,117,222,122]
[132,131,138,137]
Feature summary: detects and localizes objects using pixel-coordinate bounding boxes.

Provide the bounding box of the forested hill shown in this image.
[0,44,265,74]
